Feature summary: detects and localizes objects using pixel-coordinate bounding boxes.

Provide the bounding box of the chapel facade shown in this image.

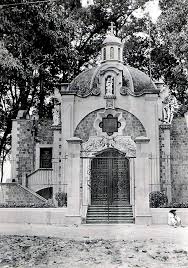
[11,26,188,224]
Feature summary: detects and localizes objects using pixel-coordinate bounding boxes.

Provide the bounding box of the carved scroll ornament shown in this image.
[81,135,136,158]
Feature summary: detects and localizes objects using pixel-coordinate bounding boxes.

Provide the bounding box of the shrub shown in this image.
[167,202,188,208]
[55,192,67,207]
[149,191,168,208]
[0,199,56,208]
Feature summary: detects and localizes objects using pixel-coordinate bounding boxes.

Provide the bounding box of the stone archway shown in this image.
[81,135,136,211]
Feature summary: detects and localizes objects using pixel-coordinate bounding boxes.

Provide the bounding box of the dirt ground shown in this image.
[0,234,188,268]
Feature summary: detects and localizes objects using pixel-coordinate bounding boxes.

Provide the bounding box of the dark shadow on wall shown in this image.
[36,187,53,200]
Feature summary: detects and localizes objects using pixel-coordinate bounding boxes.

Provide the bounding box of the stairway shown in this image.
[86,205,134,224]
[0,183,46,206]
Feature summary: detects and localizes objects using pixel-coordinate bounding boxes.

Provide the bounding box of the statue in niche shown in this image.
[162,93,179,124]
[105,75,114,96]
[52,99,61,126]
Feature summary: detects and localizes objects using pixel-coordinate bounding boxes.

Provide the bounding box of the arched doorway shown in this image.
[91,149,130,205]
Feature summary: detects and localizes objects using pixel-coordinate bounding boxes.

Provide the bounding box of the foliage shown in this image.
[0,200,56,208]
[55,192,67,207]
[0,0,148,179]
[149,191,168,208]
[123,2,188,113]
[167,202,188,208]
[156,0,188,109]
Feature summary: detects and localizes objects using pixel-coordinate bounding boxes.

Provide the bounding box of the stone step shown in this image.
[87,213,133,216]
[86,205,134,224]
[87,209,133,213]
[86,220,134,224]
[87,217,133,221]
[89,204,132,208]
[88,208,133,211]
[87,212,133,215]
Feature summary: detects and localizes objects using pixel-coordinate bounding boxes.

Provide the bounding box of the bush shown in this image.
[167,202,188,208]
[55,192,67,207]
[0,200,56,208]
[149,191,168,208]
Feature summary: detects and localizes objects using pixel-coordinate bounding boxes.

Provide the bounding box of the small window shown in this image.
[118,48,121,60]
[103,48,106,60]
[110,47,114,59]
[40,148,52,168]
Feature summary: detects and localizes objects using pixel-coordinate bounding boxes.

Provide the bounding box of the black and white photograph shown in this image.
[0,0,188,267]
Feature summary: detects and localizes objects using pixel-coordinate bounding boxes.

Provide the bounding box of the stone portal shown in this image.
[90,149,130,205]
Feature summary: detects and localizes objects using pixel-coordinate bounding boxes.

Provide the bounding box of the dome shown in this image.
[68,64,159,97]
[103,35,122,45]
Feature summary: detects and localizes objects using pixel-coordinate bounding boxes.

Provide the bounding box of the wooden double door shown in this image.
[91,150,130,205]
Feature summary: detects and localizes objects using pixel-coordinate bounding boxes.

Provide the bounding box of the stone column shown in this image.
[134,136,152,224]
[159,124,172,202]
[66,137,82,224]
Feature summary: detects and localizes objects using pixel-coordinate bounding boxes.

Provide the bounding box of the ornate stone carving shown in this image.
[91,75,101,96]
[91,86,101,96]
[93,109,126,136]
[106,98,114,109]
[120,76,130,95]
[30,108,39,120]
[162,94,179,124]
[81,135,136,158]
[105,75,114,96]
[52,104,61,126]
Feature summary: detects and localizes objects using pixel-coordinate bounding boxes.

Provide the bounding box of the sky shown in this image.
[145,0,161,22]
[82,0,161,22]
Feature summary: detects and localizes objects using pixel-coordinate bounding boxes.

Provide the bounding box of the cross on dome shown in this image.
[109,22,116,35]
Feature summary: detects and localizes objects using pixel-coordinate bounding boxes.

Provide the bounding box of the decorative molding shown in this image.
[91,86,101,96]
[134,136,150,144]
[81,135,136,158]
[93,109,126,136]
[159,124,171,130]
[106,98,115,109]
[67,137,82,144]
[104,95,116,99]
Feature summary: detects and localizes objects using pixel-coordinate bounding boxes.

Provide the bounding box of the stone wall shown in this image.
[74,111,98,142]
[159,124,171,186]
[16,119,53,183]
[74,108,146,142]
[170,117,188,203]
[0,183,46,205]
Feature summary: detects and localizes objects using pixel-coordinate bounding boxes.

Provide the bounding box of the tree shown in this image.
[156,0,188,110]
[0,0,150,180]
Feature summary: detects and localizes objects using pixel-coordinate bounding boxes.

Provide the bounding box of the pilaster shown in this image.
[134,136,152,224]
[66,137,82,223]
[159,124,172,202]
[61,95,75,187]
